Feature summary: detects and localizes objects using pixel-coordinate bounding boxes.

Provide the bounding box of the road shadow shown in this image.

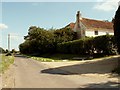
[41,68,71,75]
[14,54,28,58]
[41,56,119,75]
[83,81,120,88]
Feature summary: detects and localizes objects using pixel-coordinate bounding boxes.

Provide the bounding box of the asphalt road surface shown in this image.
[2,55,119,88]
[13,55,80,88]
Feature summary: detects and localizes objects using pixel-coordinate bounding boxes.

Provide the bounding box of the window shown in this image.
[95,31,98,35]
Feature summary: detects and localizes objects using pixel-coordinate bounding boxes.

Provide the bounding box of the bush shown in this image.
[93,35,117,55]
[54,28,77,43]
[57,37,94,55]
[0,47,5,53]
[57,35,118,56]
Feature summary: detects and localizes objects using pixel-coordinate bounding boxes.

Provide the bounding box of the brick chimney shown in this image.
[74,11,85,39]
[76,11,80,28]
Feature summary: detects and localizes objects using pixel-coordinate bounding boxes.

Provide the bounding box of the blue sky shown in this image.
[0,1,119,50]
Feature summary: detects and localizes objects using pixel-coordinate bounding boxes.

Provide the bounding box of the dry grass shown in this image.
[0,54,14,73]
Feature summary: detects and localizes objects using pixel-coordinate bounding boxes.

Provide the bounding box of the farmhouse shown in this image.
[66,11,114,39]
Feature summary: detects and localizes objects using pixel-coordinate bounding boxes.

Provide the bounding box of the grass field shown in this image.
[0,54,14,73]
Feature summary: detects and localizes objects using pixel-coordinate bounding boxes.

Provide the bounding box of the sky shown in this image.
[0,0,119,51]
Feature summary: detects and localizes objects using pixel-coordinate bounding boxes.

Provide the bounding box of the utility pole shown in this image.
[8,34,10,52]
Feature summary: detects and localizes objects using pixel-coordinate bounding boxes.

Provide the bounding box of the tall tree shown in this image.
[19,26,77,55]
[114,5,120,54]
[19,26,55,55]
[54,28,77,43]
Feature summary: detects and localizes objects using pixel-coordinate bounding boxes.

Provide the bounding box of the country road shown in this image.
[11,55,80,88]
[1,55,120,88]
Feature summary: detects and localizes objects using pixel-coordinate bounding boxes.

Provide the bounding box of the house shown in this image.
[66,11,114,39]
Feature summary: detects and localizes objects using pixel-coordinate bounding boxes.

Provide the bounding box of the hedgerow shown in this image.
[57,35,118,55]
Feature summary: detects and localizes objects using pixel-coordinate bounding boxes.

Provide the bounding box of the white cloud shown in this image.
[93,0,119,11]
[0,23,8,30]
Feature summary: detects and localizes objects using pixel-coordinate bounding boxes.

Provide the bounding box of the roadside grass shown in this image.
[30,54,83,62]
[31,57,60,62]
[0,54,14,73]
[30,53,115,62]
[39,54,84,60]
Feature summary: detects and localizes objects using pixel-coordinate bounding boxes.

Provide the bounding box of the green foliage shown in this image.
[114,6,120,54]
[19,26,76,55]
[30,53,85,62]
[54,28,77,43]
[57,35,118,56]
[0,47,5,53]
[93,35,117,55]
[19,26,55,55]
[11,49,17,53]
[5,49,9,53]
[19,26,118,57]
[57,37,94,55]
[113,6,120,75]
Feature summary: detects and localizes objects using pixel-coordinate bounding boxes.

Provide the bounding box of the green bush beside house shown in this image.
[57,35,118,56]
[19,26,118,57]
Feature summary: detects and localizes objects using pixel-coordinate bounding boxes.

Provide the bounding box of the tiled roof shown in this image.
[66,18,113,31]
[81,18,113,29]
[68,22,75,29]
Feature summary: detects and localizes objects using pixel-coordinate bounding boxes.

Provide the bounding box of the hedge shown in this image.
[57,35,118,55]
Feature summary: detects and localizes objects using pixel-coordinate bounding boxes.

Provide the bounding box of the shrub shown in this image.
[57,35,118,55]
[0,47,5,53]
[114,5,120,54]
[57,37,94,55]
[93,35,117,55]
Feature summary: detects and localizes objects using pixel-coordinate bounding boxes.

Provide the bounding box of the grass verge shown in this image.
[30,54,82,62]
[30,53,111,62]
[0,54,14,73]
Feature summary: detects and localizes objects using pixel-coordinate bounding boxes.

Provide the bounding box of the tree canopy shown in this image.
[114,6,120,54]
[19,26,76,55]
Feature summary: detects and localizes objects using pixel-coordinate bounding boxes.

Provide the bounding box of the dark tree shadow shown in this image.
[83,81,120,89]
[41,56,119,75]
[14,54,29,58]
[41,68,71,75]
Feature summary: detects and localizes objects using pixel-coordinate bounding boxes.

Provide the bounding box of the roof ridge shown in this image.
[82,17,112,23]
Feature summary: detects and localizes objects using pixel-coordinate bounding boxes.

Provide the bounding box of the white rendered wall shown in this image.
[85,30,114,37]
